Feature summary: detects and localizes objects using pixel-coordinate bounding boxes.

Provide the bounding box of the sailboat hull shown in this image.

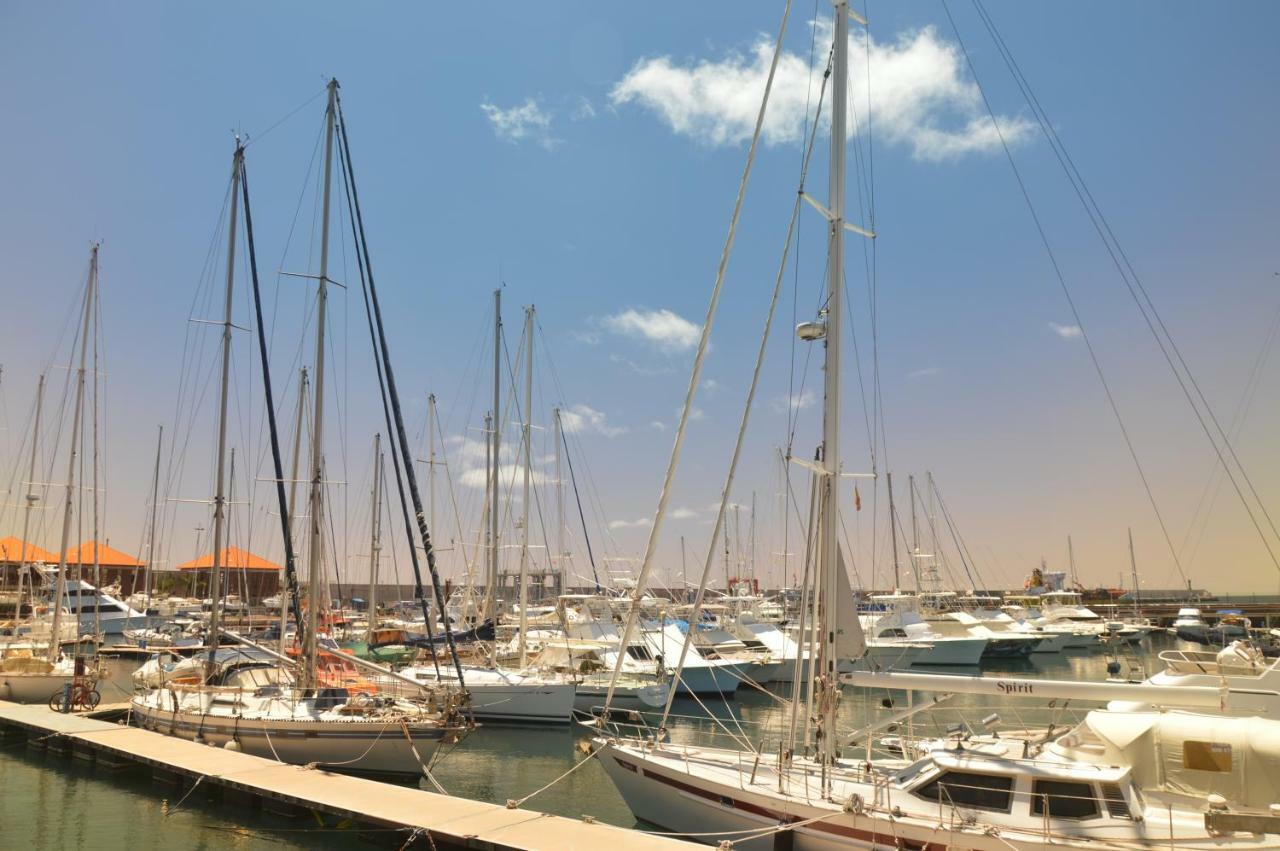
[0,672,76,704]
[131,698,459,777]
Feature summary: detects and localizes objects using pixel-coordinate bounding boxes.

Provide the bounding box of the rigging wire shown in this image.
[939,0,1193,586]
[969,0,1280,576]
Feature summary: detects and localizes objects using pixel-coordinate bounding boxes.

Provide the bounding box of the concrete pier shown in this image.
[0,700,696,850]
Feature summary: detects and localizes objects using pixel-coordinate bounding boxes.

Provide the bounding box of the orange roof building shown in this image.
[178,546,280,572]
[0,536,59,565]
[62,540,144,569]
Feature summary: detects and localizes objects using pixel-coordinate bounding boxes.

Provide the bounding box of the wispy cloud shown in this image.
[771,389,815,413]
[609,516,653,530]
[610,23,1033,161]
[559,403,627,437]
[907,366,941,380]
[571,95,597,121]
[603,307,701,353]
[1049,322,1082,340]
[480,98,559,149]
[649,420,669,431]
[670,507,700,520]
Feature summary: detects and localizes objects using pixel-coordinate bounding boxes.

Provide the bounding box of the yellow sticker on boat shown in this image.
[1183,740,1233,772]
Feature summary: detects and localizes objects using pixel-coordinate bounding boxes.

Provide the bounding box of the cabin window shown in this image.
[626,645,654,661]
[880,628,908,638]
[1031,780,1100,820]
[915,771,1013,812]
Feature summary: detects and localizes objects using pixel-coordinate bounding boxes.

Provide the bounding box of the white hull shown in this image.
[596,739,1279,851]
[912,636,987,666]
[671,660,745,696]
[396,666,577,724]
[0,672,75,704]
[574,681,668,713]
[130,698,458,776]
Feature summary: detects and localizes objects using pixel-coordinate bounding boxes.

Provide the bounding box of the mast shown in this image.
[303,79,339,689]
[91,284,102,642]
[1127,528,1141,620]
[49,244,98,664]
[817,0,849,785]
[908,473,920,589]
[427,393,437,545]
[1067,534,1078,588]
[482,410,494,620]
[204,143,243,681]
[887,471,900,590]
[489,289,502,622]
[517,305,534,667]
[143,425,162,609]
[366,434,383,643]
[15,374,45,623]
[283,367,308,655]
[554,405,565,597]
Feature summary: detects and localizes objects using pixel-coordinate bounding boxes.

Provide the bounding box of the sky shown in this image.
[0,1,1277,597]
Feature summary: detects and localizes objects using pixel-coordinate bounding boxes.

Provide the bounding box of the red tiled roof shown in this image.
[178,546,280,571]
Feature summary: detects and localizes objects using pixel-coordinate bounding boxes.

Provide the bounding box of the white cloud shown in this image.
[649,420,668,431]
[559,403,627,437]
[670,507,700,520]
[458,464,549,490]
[677,405,706,422]
[907,367,941,380]
[609,516,653,530]
[610,22,1034,161]
[571,95,597,121]
[1049,322,1083,340]
[603,308,701,352]
[480,98,559,149]
[772,389,815,413]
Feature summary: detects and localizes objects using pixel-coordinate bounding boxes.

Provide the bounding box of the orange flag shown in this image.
[854,485,862,511]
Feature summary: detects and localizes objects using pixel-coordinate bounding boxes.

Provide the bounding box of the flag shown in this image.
[854,485,862,512]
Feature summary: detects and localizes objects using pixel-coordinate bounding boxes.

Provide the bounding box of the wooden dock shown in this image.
[0,700,696,850]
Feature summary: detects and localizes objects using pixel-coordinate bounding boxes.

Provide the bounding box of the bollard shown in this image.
[60,682,72,713]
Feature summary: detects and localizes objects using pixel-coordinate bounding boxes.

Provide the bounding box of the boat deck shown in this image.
[0,700,695,850]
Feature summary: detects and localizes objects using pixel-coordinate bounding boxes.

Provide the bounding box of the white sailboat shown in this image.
[593,5,1280,847]
[132,92,468,774]
[4,245,104,704]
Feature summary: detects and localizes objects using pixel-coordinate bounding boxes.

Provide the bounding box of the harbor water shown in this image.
[1,634,1192,849]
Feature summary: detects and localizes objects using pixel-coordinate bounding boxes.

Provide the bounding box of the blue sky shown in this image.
[1,1,1277,595]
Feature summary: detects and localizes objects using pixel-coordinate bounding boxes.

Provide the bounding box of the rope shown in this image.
[604,0,794,709]
[399,718,449,795]
[506,741,602,809]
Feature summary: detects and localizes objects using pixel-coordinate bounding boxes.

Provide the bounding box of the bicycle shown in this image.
[48,679,101,712]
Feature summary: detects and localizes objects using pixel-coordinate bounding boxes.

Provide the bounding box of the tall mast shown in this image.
[302,79,339,689]
[482,410,495,620]
[143,425,162,608]
[817,0,849,784]
[204,143,243,681]
[49,245,98,663]
[283,367,308,655]
[887,471,900,590]
[91,268,102,642]
[908,472,920,590]
[366,434,383,643]
[554,405,564,597]
[15,374,45,623]
[427,393,437,543]
[517,305,534,667]
[488,289,501,621]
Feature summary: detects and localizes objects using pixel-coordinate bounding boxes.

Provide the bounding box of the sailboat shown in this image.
[132,85,469,775]
[398,298,577,723]
[593,5,1280,847]
[3,245,105,704]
